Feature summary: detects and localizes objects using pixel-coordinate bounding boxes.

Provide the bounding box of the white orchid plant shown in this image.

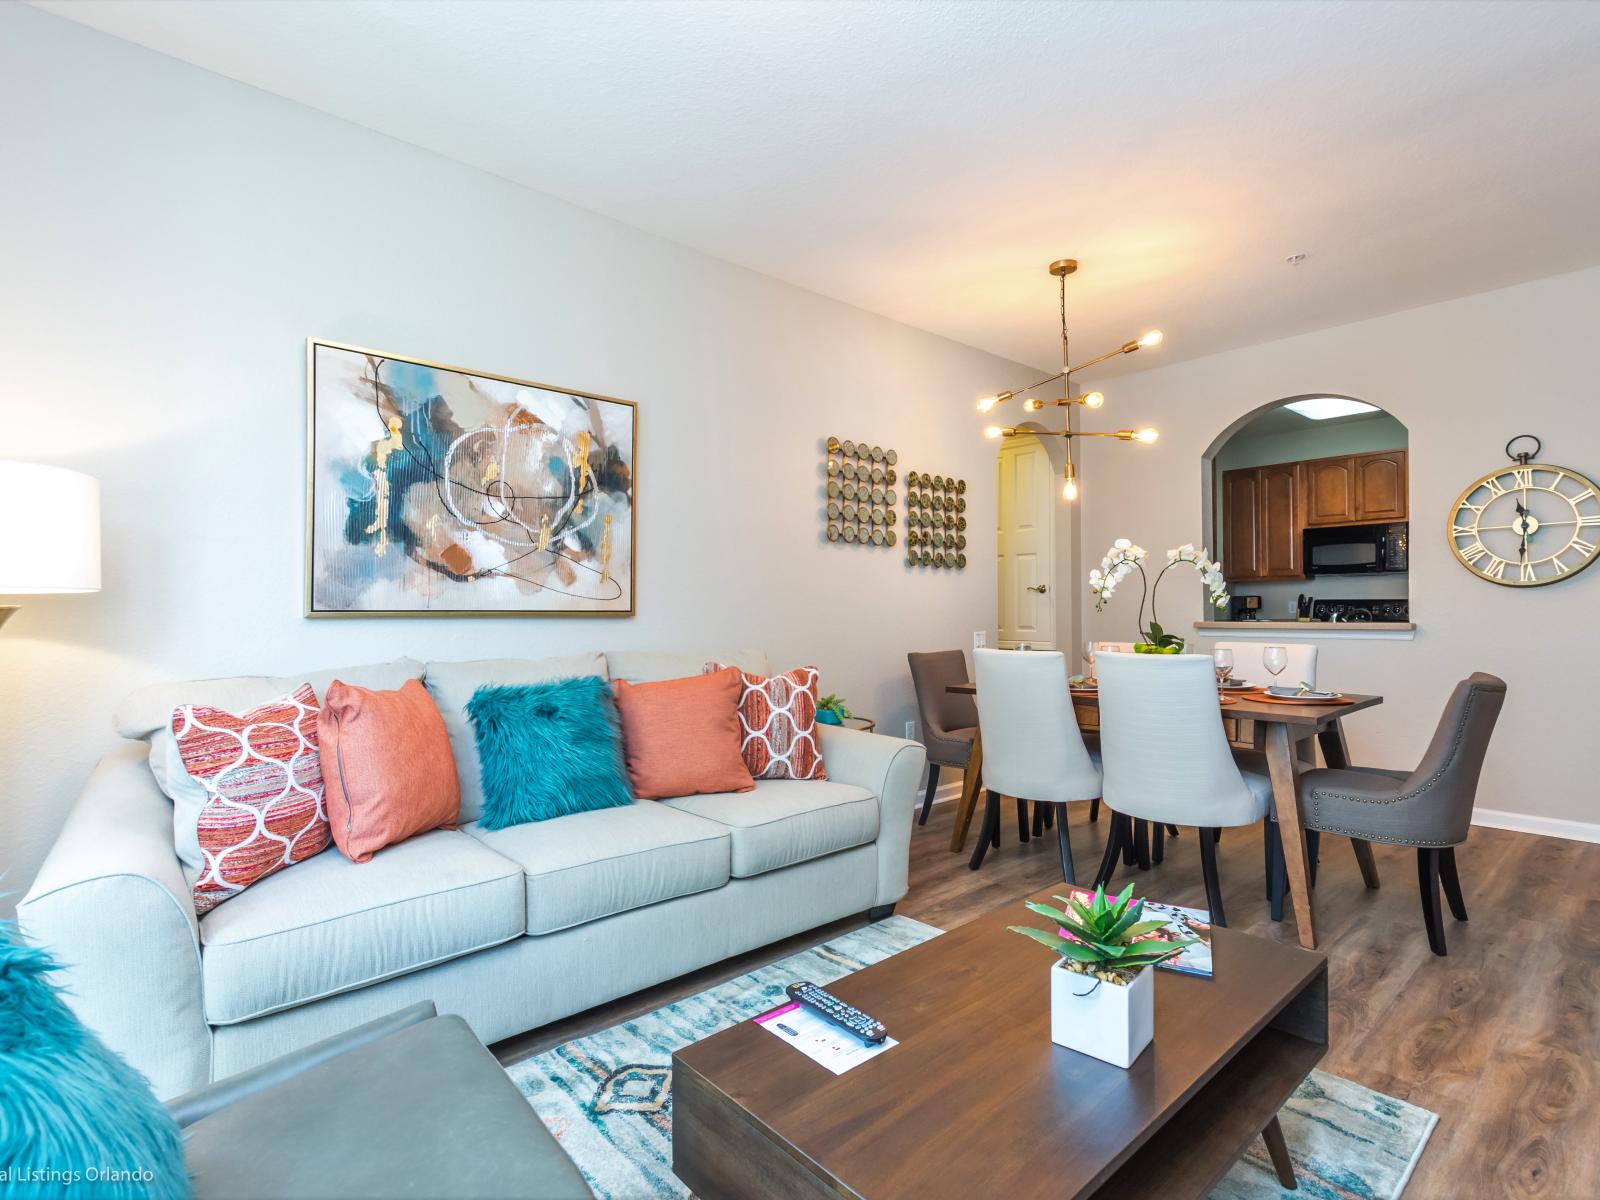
[1089,539,1230,651]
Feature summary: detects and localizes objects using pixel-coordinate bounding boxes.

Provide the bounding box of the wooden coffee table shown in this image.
[673,887,1328,1199]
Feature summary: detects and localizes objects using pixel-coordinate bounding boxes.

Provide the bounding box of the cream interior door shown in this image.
[997,434,1057,648]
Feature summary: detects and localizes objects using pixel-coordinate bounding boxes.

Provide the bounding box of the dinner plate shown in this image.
[1254,690,1353,706]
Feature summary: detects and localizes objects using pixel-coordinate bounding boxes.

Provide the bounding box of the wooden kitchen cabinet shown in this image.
[1221,462,1303,581]
[1221,468,1262,579]
[1303,456,1358,526]
[1304,450,1408,526]
[1218,448,1406,582]
[1258,462,1303,577]
[1354,450,1407,521]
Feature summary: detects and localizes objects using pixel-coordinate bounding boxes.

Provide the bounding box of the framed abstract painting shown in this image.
[306,339,636,617]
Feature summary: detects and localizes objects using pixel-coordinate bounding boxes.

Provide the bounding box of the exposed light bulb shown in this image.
[1138,330,1164,349]
[983,425,1004,440]
[1023,398,1043,412]
[1135,427,1159,444]
[1063,477,1079,501]
[1081,390,1105,409]
[976,395,999,414]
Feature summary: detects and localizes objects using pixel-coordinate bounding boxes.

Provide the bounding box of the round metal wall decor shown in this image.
[902,469,969,570]
[823,436,900,552]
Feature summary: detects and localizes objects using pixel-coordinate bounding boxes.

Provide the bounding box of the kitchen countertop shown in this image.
[1193,619,1415,637]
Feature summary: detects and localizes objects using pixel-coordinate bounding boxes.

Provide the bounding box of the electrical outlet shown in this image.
[905,720,917,740]
[973,630,987,650]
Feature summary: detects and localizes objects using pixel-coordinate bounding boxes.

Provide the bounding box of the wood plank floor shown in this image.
[495,798,1600,1198]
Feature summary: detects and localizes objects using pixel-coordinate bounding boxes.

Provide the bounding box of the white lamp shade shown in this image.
[0,460,102,594]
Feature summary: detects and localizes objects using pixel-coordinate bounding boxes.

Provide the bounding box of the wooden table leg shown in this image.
[1265,722,1317,950]
[1261,1114,1297,1188]
[949,725,984,853]
[1316,721,1381,891]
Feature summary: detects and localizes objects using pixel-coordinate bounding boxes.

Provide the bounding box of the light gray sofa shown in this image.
[20,648,925,1101]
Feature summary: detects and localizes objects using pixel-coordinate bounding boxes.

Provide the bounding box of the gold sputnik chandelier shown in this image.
[978,259,1161,501]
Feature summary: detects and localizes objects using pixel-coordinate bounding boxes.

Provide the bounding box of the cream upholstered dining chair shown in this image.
[1215,641,1319,767]
[1213,641,1318,689]
[1094,652,1273,925]
[969,649,1101,881]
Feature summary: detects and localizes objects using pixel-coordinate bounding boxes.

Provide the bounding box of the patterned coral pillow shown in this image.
[170,684,331,914]
[707,662,828,781]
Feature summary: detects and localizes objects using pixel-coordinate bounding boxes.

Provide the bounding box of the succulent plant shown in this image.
[1008,882,1198,986]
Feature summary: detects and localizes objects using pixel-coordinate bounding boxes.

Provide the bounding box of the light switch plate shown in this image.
[973,630,987,649]
[905,721,917,739]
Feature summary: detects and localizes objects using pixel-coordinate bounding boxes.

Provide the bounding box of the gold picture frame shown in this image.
[305,338,637,618]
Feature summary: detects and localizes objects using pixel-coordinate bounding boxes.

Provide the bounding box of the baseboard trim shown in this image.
[1472,808,1600,845]
[920,792,1599,844]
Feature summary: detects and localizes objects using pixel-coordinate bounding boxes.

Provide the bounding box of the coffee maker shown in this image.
[1232,594,1262,621]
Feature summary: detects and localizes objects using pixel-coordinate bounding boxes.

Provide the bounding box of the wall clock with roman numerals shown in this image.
[1449,436,1600,587]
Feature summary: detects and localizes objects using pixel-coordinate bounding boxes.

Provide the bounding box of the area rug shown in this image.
[507,916,1437,1200]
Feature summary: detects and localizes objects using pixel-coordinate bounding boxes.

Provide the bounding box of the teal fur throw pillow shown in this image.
[467,676,634,830]
[0,924,190,1199]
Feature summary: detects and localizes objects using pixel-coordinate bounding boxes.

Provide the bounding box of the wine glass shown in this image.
[1212,647,1234,686]
[1084,639,1098,681]
[1262,645,1288,686]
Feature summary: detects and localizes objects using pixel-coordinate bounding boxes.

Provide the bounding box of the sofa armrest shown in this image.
[819,725,927,907]
[167,1001,438,1128]
[18,740,210,1100]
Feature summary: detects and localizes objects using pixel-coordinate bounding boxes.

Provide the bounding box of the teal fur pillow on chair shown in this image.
[467,676,634,830]
[0,923,190,1199]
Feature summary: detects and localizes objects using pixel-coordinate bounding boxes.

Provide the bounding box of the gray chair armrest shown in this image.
[167,1001,438,1128]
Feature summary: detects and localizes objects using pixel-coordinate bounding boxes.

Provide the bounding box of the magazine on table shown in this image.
[1065,888,1214,978]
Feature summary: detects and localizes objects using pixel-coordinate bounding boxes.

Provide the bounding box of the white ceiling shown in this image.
[33,0,1600,376]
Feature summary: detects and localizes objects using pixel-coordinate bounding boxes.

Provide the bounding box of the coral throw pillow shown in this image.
[171,684,330,914]
[318,678,460,862]
[707,662,828,781]
[611,667,756,800]
[466,676,634,830]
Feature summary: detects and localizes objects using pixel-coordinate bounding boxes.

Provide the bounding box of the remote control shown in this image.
[785,982,888,1044]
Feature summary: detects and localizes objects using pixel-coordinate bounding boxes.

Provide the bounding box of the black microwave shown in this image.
[1303,522,1408,575]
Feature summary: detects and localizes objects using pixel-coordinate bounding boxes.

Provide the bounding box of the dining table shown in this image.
[944,680,1383,950]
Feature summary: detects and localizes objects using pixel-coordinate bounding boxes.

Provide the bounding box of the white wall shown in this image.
[1079,264,1600,830]
[0,6,1021,912]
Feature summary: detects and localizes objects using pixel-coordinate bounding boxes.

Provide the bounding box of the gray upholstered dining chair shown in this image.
[1290,672,1507,956]
[969,648,1102,880]
[908,650,979,825]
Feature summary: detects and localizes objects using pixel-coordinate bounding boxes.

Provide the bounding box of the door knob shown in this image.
[1026,583,1048,594]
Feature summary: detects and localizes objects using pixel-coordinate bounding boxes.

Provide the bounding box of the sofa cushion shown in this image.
[605,649,768,684]
[465,801,730,935]
[172,683,332,914]
[468,677,632,830]
[663,780,879,878]
[423,653,609,823]
[121,658,426,803]
[116,657,427,743]
[199,831,525,1025]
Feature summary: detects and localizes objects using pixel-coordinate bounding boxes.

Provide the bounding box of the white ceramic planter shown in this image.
[1049,958,1154,1068]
